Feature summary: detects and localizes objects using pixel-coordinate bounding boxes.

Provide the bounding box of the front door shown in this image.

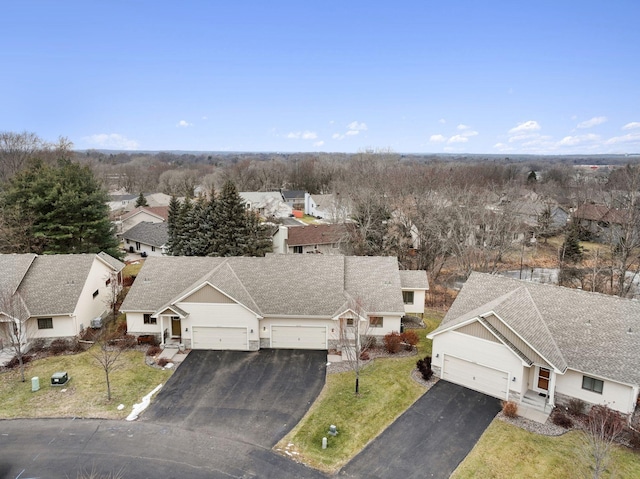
[537,367,550,391]
[171,316,181,337]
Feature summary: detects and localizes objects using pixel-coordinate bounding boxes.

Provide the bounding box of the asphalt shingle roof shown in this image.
[399,270,429,290]
[121,255,409,318]
[122,222,168,247]
[433,272,640,385]
[286,224,347,246]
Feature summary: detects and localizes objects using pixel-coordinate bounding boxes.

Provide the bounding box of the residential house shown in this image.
[304,193,350,222]
[108,193,137,212]
[115,206,169,236]
[0,253,125,350]
[399,270,429,316]
[282,190,306,210]
[122,222,168,257]
[121,255,427,351]
[511,200,569,235]
[143,192,173,207]
[428,272,640,415]
[574,204,627,243]
[239,191,292,218]
[272,224,347,255]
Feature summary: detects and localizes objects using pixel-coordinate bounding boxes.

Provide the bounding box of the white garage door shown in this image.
[192,326,248,350]
[443,355,509,400]
[271,325,327,350]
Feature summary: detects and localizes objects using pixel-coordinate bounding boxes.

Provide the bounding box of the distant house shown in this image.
[304,193,350,221]
[0,253,125,349]
[115,206,169,236]
[428,272,640,416]
[108,193,137,212]
[144,192,173,207]
[574,204,627,243]
[122,222,168,257]
[282,190,306,210]
[239,191,292,218]
[272,224,347,255]
[121,255,428,350]
[511,201,569,232]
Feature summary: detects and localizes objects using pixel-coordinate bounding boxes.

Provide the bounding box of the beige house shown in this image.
[0,253,125,350]
[272,224,347,255]
[399,270,429,316]
[428,272,640,416]
[115,206,168,236]
[121,255,427,351]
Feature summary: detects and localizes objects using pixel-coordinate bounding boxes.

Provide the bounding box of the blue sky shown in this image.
[2,1,639,154]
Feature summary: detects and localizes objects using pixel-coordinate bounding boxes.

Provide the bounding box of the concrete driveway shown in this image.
[339,380,501,479]
[142,349,327,447]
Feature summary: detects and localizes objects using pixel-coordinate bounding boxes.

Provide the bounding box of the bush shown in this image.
[416,355,433,381]
[157,357,169,367]
[628,429,640,450]
[49,338,70,355]
[501,401,518,418]
[147,345,162,357]
[383,332,402,354]
[552,410,573,428]
[401,330,419,350]
[117,334,137,350]
[5,354,32,369]
[359,350,370,361]
[567,398,586,416]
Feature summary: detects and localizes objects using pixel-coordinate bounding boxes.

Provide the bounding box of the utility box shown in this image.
[51,371,69,386]
[90,316,103,329]
[31,376,40,392]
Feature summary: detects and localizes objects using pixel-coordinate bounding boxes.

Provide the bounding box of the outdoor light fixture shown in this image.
[250,329,253,334]
[331,328,335,333]
[512,377,516,382]
[435,353,439,358]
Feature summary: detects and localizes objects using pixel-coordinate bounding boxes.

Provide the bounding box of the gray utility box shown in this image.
[51,371,69,386]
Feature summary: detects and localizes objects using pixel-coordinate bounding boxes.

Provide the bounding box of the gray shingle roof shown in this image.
[399,270,429,290]
[0,254,36,295]
[122,222,168,247]
[121,255,409,318]
[432,272,640,385]
[97,252,126,272]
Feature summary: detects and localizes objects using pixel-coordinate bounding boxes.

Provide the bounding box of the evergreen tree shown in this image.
[175,197,193,255]
[135,192,148,207]
[214,181,251,256]
[0,158,120,257]
[560,224,583,264]
[166,195,181,255]
[201,189,219,256]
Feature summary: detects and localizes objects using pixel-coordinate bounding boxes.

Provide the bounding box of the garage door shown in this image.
[271,325,327,350]
[443,355,509,400]
[192,326,248,350]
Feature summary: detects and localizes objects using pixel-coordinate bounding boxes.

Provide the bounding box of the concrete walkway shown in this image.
[0,348,15,367]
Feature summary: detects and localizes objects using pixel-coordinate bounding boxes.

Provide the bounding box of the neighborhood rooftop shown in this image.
[122,222,169,247]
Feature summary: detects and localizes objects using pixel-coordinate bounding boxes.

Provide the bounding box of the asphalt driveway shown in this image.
[339,380,501,479]
[142,349,327,447]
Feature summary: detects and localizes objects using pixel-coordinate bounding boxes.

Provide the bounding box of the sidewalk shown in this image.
[0,348,15,367]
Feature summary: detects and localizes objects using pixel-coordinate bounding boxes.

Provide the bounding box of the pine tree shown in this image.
[135,192,148,207]
[166,195,181,255]
[560,224,583,264]
[213,181,249,256]
[0,158,120,257]
[176,197,193,256]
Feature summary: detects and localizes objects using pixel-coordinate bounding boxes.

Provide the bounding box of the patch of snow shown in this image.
[126,384,163,421]
[117,404,125,410]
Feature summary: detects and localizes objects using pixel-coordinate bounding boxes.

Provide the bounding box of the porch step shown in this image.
[522,391,553,413]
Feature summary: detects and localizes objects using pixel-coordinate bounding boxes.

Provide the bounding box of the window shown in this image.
[105,278,111,287]
[293,246,303,254]
[135,242,141,250]
[92,289,99,299]
[38,318,53,329]
[151,246,156,252]
[143,314,157,325]
[369,316,383,328]
[582,376,604,394]
[402,291,414,305]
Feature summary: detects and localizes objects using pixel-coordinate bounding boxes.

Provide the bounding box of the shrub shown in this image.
[49,338,69,355]
[359,350,370,361]
[5,354,32,369]
[361,335,376,350]
[501,401,518,418]
[401,330,419,349]
[117,334,137,350]
[147,345,162,357]
[567,398,586,416]
[552,410,573,428]
[115,320,128,335]
[30,338,46,352]
[628,429,640,450]
[157,357,169,367]
[383,332,402,354]
[416,355,433,381]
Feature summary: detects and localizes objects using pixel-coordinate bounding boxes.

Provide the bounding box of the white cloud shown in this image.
[493,142,513,152]
[622,122,640,130]
[457,124,470,131]
[287,131,318,140]
[84,133,139,150]
[447,135,469,144]
[347,121,368,132]
[439,118,446,124]
[332,133,344,140]
[558,133,600,146]
[605,132,640,145]
[577,116,607,129]
[429,134,446,143]
[509,120,541,134]
[201,116,208,120]
[313,141,324,147]
[346,130,360,136]
[508,133,540,143]
[176,120,192,128]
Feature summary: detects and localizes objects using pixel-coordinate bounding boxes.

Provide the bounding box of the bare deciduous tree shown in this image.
[581,405,625,479]
[336,298,373,395]
[0,289,32,382]
[89,332,129,401]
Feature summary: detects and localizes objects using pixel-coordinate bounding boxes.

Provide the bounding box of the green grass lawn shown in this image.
[0,348,172,419]
[276,309,443,473]
[451,419,640,479]
[122,261,144,279]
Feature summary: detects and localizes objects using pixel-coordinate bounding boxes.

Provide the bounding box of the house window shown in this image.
[38,318,53,329]
[403,291,414,305]
[105,278,111,287]
[136,242,141,250]
[293,246,303,254]
[92,289,99,299]
[126,239,130,244]
[151,246,156,252]
[582,376,604,394]
[143,314,157,325]
[369,316,383,328]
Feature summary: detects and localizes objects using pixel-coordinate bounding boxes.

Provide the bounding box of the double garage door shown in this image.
[192,326,248,350]
[443,355,509,400]
[271,325,327,350]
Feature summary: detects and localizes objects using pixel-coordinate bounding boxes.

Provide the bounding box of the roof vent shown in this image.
[628,327,633,335]
[586,319,591,326]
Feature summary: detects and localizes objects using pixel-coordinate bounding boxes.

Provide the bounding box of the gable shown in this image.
[181,284,236,304]
[456,321,500,343]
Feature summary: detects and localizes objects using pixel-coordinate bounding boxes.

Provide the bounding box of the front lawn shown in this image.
[0,348,172,419]
[451,419,640,479]
[276,310,443,473]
